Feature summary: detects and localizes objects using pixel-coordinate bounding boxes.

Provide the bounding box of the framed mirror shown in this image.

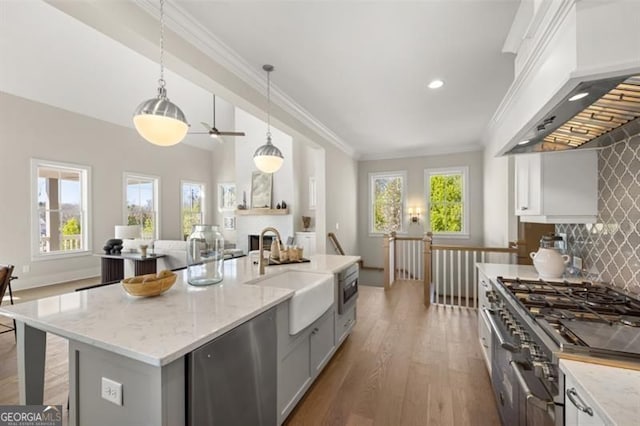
[251,171,272,209]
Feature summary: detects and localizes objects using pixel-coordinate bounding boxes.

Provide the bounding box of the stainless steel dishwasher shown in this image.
[187,307,277,425]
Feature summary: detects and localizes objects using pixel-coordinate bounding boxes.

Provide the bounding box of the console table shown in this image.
[96,253,165,282]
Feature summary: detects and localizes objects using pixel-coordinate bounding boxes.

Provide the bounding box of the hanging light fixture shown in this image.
[253,64,284,173]
[133,0,189,146]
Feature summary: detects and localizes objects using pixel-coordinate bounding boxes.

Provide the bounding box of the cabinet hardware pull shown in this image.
[566,388,594,416]
[521,206,528,211]
[511,361,554,411]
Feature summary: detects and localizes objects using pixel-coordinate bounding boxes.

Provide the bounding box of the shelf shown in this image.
[235,208,289,216]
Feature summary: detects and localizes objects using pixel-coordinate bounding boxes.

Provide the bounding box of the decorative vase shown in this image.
[530,248,570,279]
[187,225,225,286]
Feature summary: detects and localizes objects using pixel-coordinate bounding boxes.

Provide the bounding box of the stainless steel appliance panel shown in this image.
[338,264,359,314]
[187,307,277,426]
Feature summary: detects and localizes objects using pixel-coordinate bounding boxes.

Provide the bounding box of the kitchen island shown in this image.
[0,254,360,426]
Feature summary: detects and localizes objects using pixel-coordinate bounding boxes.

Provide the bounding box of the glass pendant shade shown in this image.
[254,136,284,173]
[133,88,189,146]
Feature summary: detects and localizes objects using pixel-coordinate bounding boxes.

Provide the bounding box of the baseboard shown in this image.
[14,267,100,290]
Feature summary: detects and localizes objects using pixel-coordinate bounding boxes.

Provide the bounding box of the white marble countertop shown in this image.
[560,359,640,425]
[476,262,587,284]
[0,254,360,367]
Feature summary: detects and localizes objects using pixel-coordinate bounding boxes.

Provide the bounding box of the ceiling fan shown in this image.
[190,95,245,139]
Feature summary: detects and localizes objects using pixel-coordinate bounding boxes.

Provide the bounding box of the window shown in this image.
[369,171,406,234]
[124,173,159,239]
[425,167,469,236]
[182,181,206,239]
[31,159,90,258]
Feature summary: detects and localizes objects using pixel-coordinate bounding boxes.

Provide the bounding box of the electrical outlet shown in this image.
[22,265,30,273]
[101,377,122,406]
[573,256,583,270]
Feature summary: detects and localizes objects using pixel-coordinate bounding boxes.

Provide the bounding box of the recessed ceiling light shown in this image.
[428,79,444,89]
[518,140,530,145]
[569,92,589,102]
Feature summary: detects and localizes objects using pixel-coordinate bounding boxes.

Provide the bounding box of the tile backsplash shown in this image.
[556,130,640,295]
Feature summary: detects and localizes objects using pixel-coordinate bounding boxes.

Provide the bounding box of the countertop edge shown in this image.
[5,289,295,367]
[1,255,361,367]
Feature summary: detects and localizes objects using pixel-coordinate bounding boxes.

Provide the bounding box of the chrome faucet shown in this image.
[258,227,282,275]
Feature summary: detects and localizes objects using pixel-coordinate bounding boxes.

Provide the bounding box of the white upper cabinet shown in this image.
[514,150,598,224]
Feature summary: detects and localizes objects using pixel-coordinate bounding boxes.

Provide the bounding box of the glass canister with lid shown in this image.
[186,225,225,285]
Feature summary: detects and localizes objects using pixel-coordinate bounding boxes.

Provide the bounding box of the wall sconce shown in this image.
[408,207,421,224]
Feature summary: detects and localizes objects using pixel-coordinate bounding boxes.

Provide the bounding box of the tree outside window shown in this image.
[125,174,158,239]
[32,160,90,257]
[370,172,406,234]
[426,167,468,235]
[182,182,205,240]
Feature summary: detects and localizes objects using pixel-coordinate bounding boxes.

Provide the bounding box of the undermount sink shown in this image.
[252,271,334,335]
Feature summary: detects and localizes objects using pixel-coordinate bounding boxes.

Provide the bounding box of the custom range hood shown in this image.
[508,74,640,154]
[490,1,640,158]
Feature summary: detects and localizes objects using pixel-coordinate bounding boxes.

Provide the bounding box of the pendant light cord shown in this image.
[158,0,166,91]
[266,68,271,139]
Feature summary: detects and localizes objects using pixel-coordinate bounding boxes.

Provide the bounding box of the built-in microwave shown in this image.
[338,263,359,314]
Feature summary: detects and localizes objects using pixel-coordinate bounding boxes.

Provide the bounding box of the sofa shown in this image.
[121,239,188,277]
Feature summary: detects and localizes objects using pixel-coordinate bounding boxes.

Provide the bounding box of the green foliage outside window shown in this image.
[61,217,81,235]
[372,175,403,233]
[429,174,463,233]
[127,208,154,238]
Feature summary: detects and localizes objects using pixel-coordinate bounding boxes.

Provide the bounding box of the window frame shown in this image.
[181,180,207,239]
[123,172,160,240]
[368,170,407,236]
[30,158,92,261]
[424,166,469,239]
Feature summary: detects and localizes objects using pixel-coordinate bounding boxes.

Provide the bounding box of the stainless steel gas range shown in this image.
[482,276,640,426]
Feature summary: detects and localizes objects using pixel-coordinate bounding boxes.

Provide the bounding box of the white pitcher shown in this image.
[530,248,570,279]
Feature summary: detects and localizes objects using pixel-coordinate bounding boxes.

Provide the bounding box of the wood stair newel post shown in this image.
[423,232,433,307]
[383,233,390,290]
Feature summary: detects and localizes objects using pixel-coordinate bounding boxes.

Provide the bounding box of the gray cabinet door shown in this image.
[278,336,311,419]
[310,310,335,376]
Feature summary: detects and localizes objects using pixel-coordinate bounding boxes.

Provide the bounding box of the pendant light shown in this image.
[253,64,284,173]
[133,0,189,146]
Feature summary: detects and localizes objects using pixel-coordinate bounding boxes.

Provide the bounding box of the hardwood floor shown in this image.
[285,280,500,426]
[0,280,499,426]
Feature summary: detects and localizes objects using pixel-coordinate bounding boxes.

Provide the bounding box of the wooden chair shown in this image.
[0,264,16,339]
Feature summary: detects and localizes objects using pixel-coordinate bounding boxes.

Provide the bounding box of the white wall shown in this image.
[208,97,237,244]
[357,150,484,268]
[234,108,294,253]
[292,141,319,232]
[0,92,213,289]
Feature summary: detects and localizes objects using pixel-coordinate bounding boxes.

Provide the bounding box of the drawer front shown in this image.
[478,272,492,310]
[336,306,356,344]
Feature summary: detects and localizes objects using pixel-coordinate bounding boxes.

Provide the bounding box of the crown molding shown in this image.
[134,0,355,158]
[358,142,483,162]
[484,0,576,143]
